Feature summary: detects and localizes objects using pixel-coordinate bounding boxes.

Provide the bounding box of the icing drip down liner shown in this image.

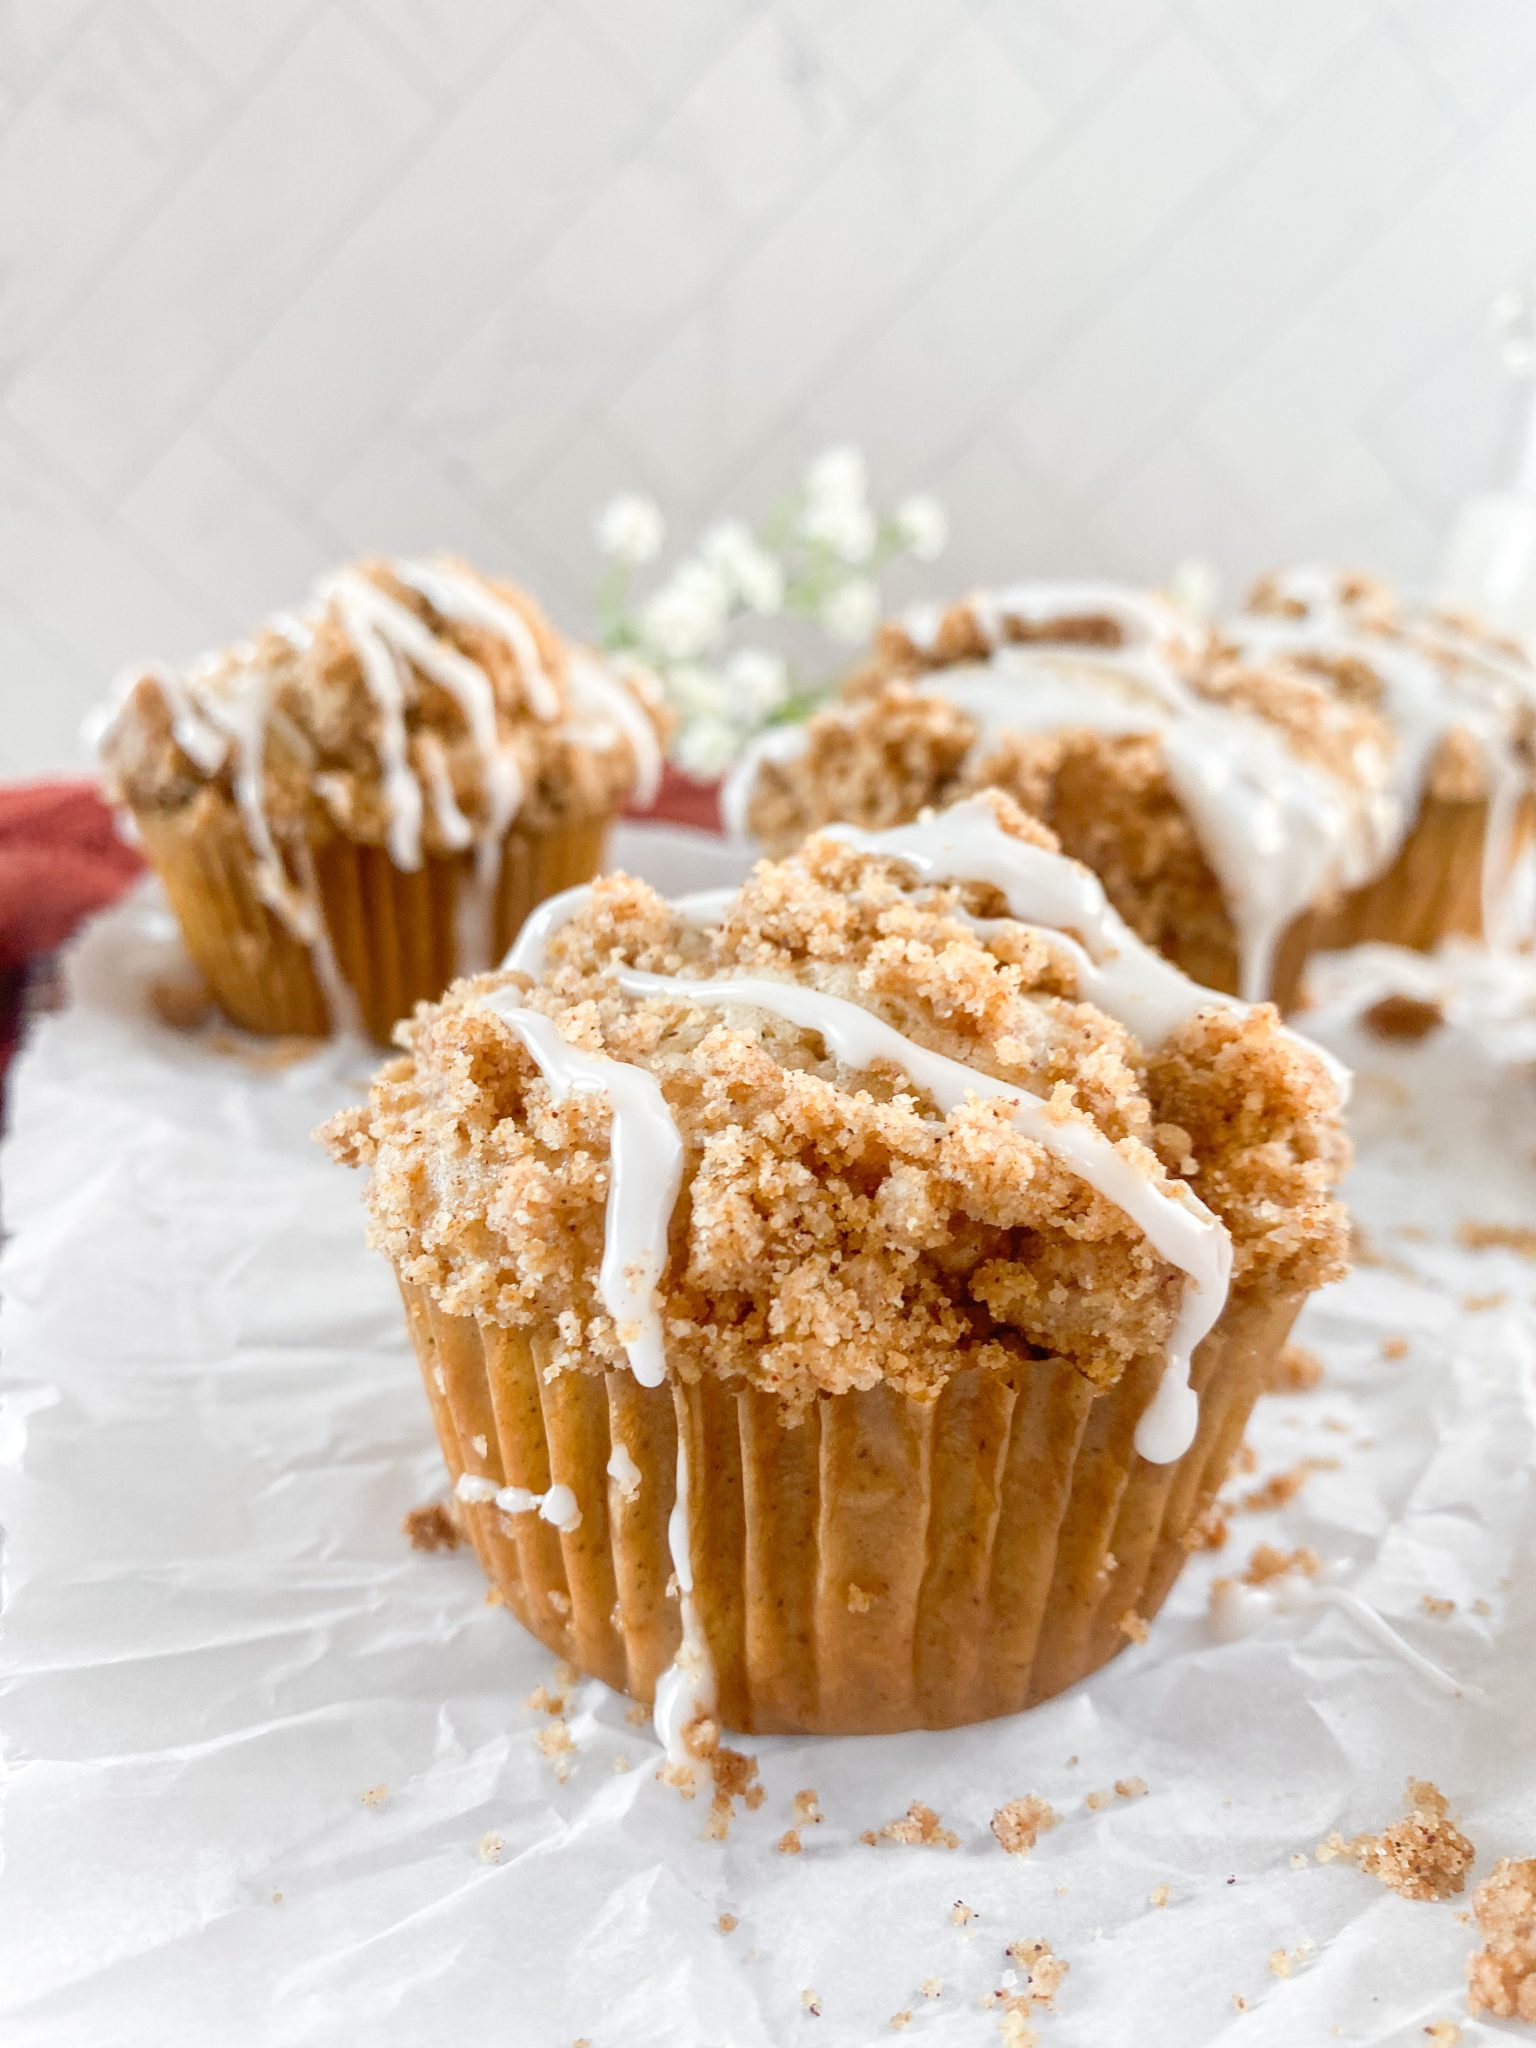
[376,798,1344,1738]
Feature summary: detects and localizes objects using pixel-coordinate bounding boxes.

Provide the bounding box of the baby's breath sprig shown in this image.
[592,447,947,779]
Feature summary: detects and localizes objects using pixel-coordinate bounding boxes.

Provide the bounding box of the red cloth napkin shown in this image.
[0,781,144,1086]
[0,770,723,1091]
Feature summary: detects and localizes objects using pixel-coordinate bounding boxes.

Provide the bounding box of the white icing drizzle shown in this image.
[391,558,561,722]
[474,992,709,1760]
[454,1469,582,1533]
[653,1433,718,1766]
[476,997,684,1388]
[606,1441,643,1502]
[567,648,664,807]
[615,963,1231,1464]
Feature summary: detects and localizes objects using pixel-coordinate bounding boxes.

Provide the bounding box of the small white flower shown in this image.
[820,577,879,645]
[595,493,665,566]
[664,662,728,718]
[894,493,949,563]
[675,714,743,780]
[701,520,785,614]
[639,560,730,662]
[804,444,867,511]
[801,495,876,565]
[724,646,789,719]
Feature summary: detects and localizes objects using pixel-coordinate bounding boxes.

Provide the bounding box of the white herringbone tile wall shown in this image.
[4,0,1536,774]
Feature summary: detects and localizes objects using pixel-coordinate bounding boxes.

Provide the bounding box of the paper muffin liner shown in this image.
[1321,792,1500,954]
[397,1278,1302,1735]
[135,805,611,1043]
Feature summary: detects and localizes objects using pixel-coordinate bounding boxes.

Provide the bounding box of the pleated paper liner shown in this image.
[136,804,611,1044]
[399,1278,1302,1735]
[1320,790,1536,954]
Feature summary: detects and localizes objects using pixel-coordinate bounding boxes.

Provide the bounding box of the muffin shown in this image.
[322,790,1349,1742]
[95,557,666,1042]
[1240,565,1536,954]
[728,581,1396,1007]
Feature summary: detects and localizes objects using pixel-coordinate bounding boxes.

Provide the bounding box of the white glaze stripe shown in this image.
[477,995,683,1387]
[616,964,1231,1463]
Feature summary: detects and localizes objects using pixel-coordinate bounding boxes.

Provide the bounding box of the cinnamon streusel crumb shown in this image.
[991,1797,1059,1855]
[880,1802,959,1850]
[1273,1342,1324,1392]
[1466,1858,1536,2021]
[1325,1780,1474,1901]
[402,1501,463,1552]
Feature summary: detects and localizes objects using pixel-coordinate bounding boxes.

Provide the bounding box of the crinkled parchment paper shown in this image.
[3,826,1535,2048]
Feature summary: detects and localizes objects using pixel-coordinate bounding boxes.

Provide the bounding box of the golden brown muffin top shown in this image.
[96,557,668,850]
[323,792,1348,1409]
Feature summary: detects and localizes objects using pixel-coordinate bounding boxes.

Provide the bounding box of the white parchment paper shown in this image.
[3,825,1535,2048]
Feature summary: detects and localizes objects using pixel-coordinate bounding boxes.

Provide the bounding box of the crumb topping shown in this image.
[324,793,1348,1405]
[99,557,665,846]
[1466,1857,1536,2021]
[1320,1780,1474,1901]
[991,1797,1058,1855]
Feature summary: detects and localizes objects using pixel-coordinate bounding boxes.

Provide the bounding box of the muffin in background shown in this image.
[729,574,1536,1007]
[1239,564,1536,956]
[95,558,666,1043]
[323,789,1349,1740]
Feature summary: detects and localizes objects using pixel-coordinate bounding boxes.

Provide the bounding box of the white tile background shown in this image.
[4,0,1536,775]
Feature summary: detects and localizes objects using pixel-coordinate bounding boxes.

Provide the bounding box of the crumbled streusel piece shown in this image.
[1457,1221,1536,1258]
[1118,1611,1149,1645]
[402,1501,463,1552]
[793,1788,824,1827]
[1115,1777,1148,1801]
[1423,2022,1461,2044]
[951,1901,978,1926]
[1269,1939,1313,1978]
[1362,993,1444,1042]
[1422,1595,1456,1619]
[1466,1858,1536,2021]
[778,1830,803,1856]
[717,1913,737,1934]
[1149,1884,1171,1908]
[845,1583,874,1613]
[801,1989,822,2016]
[881,1802,959,1849]
[1005,1936,1068,2007]
[361,1783,388,1808]
[991,1797,1058,1856]
[477,1832,504,1863]
[1238,1458,1338,1513]
[1273,1342,1324,1392]
[1326,1781,1475,1901]
[921,1977,943,1998]
[1383,1335,1410,1361]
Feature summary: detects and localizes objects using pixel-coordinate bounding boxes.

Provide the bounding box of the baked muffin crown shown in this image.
[324,791,1348,1430]
[96,556,667,852]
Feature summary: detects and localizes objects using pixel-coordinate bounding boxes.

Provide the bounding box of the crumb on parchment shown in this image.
[1422,1595,1456,1619]
[1456,1220,1536,1259]
[1466,1857,1536,2022]
[1149,1883,1171,1908]
[1362,992,1444,1042]
[402,1500,464,1552]
[1273,1341,1324,1391]
[361,1783,388,1808]
[1269,1939,1314,1977]
[477,1832,503,1864]
[878,1802,959,1849]
[991,1797,1059,1855]
[1318,1780,1474,1901]
[717,1913,738,1934]
[1383,1335,1410,1361]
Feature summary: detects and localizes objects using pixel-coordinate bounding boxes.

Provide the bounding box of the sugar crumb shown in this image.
[1421,1594,1456,1619]
[1456,1220,1536,1259]
[1362,992,1443,1042]
[921,1977,943,1998]
[402,1501,463,1552]
[991,1796,1058,1856]
[1269,1938,1314,1978]
[778,1829,803,1856]
[1466,1857,1536,2021]
[889,2012,912,2031]
[718,1913,738,1934]
[1423,2023,1461,2044]
[477,1832,504,1864]
[802,1988,822,2017]
[880,1802,959,1849]
[1118,1611,1149,1645]
[1084,1789,1110,1813]
[1149,1883,1171,1908]
[1322,1780,1474,1901]
[793,1788,824,1826]
[951,1900,978,1926]
[1382,1335,1410,1361]
[1115,1777,1148,1801]
[361,1783,388,1808]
